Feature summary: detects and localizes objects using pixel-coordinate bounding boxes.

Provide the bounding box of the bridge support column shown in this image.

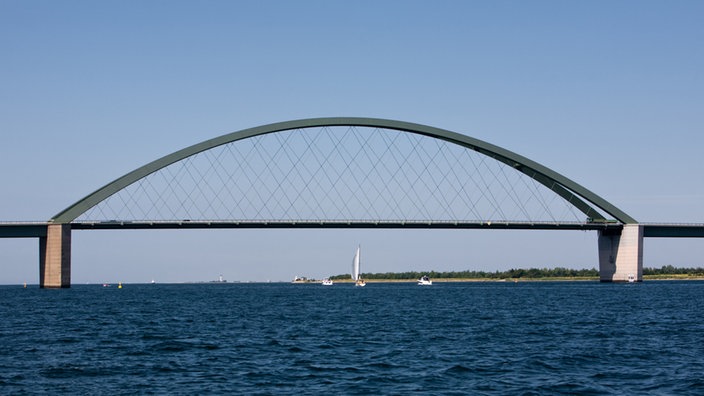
[598,224,643,282]
[39,224,71,288]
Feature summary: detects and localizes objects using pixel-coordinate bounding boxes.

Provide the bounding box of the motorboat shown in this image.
[322,278,333,286]
[418,275,432,286]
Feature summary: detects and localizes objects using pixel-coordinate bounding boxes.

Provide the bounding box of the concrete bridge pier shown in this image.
[598,224,643,282]
[39,224,71,288]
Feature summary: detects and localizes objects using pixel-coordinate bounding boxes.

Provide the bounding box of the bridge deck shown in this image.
[69,220,623,231]
[0,222,48,238]
[642,223,704,238]
[3,221,704,237]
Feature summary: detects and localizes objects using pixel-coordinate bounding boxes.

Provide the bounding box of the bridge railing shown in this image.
[0,221,50,225]
[68,219,623,231]
[639,222,704,227]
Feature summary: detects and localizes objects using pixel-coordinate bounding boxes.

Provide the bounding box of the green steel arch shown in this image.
[51,117,637,224]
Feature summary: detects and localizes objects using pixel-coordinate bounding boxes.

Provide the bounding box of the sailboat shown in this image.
[352,245,366,287]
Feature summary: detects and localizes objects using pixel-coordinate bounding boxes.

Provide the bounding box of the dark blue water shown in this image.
[2,281,704,394]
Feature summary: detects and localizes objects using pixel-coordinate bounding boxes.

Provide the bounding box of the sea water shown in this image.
[2,281,704,394]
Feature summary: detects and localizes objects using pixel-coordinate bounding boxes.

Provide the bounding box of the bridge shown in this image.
[2,117,702,287]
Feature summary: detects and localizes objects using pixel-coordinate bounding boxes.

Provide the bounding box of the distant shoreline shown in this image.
[8,276,704,286]
[308,275,704,283]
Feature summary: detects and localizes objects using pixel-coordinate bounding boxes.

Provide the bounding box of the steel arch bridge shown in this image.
[54,117,635,225]
[4,117,701,287]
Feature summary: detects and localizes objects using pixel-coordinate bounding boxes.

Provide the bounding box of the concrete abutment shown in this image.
[39,224,71,288]
[598,224,643,282]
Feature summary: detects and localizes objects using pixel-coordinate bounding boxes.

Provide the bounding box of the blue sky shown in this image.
[1,1,703,284]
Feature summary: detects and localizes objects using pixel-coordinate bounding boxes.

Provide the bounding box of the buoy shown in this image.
[118,282,122,289]
[23,282,27,288]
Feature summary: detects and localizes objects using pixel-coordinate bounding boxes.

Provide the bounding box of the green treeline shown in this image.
[330,265,704,280]
[643,265,704,276]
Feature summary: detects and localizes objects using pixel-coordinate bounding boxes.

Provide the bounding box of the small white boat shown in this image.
[352,245,366,287]
[321,278,333,286]
[627,274,636,283]
[418,275,432,286]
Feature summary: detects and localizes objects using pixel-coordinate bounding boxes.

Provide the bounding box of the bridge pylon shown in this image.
[598,224,643,282]
[39,224,71,288]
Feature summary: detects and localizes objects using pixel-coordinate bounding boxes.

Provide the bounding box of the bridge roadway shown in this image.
[2,220,704,237]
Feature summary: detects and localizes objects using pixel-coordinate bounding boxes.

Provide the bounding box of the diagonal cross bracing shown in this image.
[52,118,636,225]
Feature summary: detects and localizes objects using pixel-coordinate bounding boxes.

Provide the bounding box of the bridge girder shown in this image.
[51,117,636,224]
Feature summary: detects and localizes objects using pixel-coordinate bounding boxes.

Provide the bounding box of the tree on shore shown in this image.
[329,266,704,280]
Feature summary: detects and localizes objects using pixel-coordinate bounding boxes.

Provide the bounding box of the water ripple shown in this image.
[2,281,704,394]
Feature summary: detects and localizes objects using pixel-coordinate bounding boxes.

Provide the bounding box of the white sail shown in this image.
[351,246,361,281]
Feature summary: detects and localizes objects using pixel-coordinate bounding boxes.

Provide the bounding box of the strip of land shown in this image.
[311,266,704,283]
